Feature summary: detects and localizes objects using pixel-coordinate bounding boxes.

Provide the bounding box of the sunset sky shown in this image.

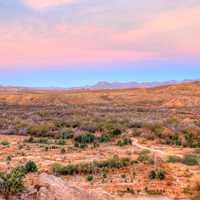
[0,0,200,87]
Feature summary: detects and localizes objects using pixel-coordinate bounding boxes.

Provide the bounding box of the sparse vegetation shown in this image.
[53,155,131,176]
[137,150,154,164]
[148,169,166,180]
[75,133,96,144]
[0,82,199,199]
[117,138,132,146]
[0,166,26,199]
[0,141,10,146]
[182,154,199,166]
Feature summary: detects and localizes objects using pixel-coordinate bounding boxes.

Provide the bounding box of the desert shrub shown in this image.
[148,169,166,180]
[151,124,164,138]
[184,130,193,147]
[117,138,132,147]
[0,166,26,199]
[75,133,96,144]
[56,138,65,145]
[166,134,181,146]
[145,187,164,195]
[101,173,107,183]
[132,130,143,137]
[182,154,199,166]
[74,143,88,149]
[52,163,65,175]
[128,122,143,128]
[25,136,49,144]
[86,175,94,182]
[149,170,157,179]
[53,162,94,176]
[137,150,154,164]
[80,122,99,133]
[27,123,52,136]
[194,148,200,154]
[127,187,135,194]
[111,128,122,136]
[184,129,200,148]
[5,155,12,163]
[157,170,166,180]
[0,141,10,146]
[99,134,112,143]
[96,155,130,169]
[25,136,34,143]
[53,156,131,176]
[37,138,49,144]
[60,120,80,128]
[25,160,38,173]
[60,147,66,154]
[60,131,74,139]
[55,121,71,128]
[167,155,182,163]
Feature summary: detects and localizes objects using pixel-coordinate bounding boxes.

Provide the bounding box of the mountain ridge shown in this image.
[0,79,199,91]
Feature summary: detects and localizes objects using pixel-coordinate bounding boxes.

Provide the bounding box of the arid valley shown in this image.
[0,82,199,200]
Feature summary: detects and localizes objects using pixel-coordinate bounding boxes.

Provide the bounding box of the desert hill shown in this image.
[0,82,199,108]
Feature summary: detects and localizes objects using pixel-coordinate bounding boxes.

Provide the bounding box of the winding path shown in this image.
[131,138,183,158]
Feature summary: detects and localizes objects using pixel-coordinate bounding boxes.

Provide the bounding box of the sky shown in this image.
[0,0,200,87]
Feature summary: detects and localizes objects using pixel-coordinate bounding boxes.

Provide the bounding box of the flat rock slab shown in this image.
[22,173,114,200]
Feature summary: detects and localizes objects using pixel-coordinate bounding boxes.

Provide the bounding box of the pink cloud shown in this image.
[1,5,200,67]
[22,0,76,10]
[122,6,200,58]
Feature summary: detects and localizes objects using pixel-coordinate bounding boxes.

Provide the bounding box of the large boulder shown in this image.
[22,173,114,200]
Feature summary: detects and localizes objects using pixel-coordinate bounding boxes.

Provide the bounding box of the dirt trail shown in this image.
[132,138,183,158]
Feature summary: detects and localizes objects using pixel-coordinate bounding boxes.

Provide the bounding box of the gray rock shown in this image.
[21,173,114,200]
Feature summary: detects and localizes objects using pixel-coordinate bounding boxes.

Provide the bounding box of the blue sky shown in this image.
[1,61,199,87]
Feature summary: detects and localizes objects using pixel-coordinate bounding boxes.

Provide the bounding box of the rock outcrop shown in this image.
[21,173,114,200]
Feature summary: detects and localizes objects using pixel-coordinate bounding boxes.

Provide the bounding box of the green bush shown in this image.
[117,138,132,147]
[127,187,135,194]
[53,156,131,176]
[111,128,122,136]
[0,166,26,199]
[99,134,112,143]
[137,151,154,164]
[27,123,52,136]
[149,170,157,179]
[56,138,65,145]
[167,155,182,163]
[25,137,49,144]
[0,141,10,146]
[182,154,199,166]
[157,170,166,180]
[166,134,182,146]
[25,160,38,173]
[75,133,96,144]
[5,155,12,162]
[148,169,166,180]
[151,125,163,138]
[86,175,94,182]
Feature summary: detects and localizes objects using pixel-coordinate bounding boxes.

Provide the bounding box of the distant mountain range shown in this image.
[0,80,199,91]
[70,80,199,90]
